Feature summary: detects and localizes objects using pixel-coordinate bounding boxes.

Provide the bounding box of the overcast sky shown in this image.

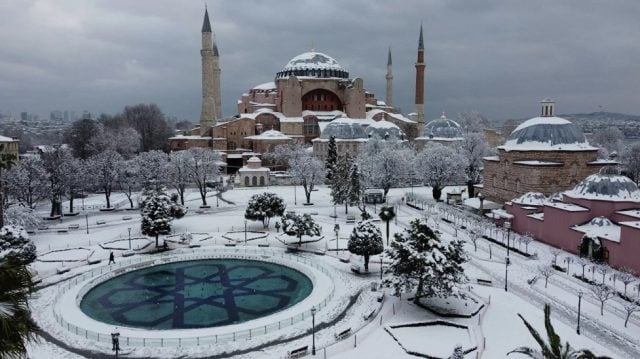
[1,0,639,122]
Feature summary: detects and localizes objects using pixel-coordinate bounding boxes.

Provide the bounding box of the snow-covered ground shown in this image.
[25,184,640,358]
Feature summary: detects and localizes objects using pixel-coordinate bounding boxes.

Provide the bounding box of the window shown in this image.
[244,177,249,186]
[260,176,265,186]
[252,176,257,186]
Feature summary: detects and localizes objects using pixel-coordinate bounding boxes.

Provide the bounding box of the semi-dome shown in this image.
[276,51,349,79]
[500,116,595,152]
[320,117,367,140]
[420,115,463,140]
[565,172,640,202]
[365,120,405,140]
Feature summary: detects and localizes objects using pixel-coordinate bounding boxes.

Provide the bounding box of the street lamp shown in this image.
[334,224,340,253]
[380,256,384,280]
[577,290,583,335]
[85,214,89,234]
[111,329,120,358]
[244,220,248,246]
[311,307,317,355]
[127,228,132,250]
[503,221,512,257]
[477,192,485,215]
[504,256,510,292]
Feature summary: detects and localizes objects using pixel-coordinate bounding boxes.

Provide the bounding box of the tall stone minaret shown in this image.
[414,23,426,132]
[199,7,221,134]
[212,32,222,121]
[385,47,393,108]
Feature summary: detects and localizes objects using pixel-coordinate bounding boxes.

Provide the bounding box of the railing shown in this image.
[51,247,336,348]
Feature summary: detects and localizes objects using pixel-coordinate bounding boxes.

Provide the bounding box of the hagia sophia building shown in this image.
[168,8,430,171]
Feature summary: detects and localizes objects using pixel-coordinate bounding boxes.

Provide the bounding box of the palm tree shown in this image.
[509,304,611,359]
[0,153,17,227]
[378,206,396,246]
[0,260,39,358]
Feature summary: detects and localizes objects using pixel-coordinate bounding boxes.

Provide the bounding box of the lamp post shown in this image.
[478,192,485,215]
[111,329,120,358]
[380,256,383,280]
[85,214,89,234]
[334,224,340,253]
[504,221,511,257]
[311,307,317,355]
[577,290,583,335]
[294,183,297,205]
[244,220,248,247]
[127,227,132,250]
[504,256,510,292]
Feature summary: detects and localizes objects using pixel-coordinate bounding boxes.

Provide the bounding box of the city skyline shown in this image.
[1,0,639,121]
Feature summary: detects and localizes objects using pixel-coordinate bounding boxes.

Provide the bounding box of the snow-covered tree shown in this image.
[0,226,36,265]
[3,205,41,231]
[288,150,324,205]
[537,264,555,288]
[88,149,123,209]
[167,150,191,205]
[116,159,140,209]
[4,156,48,209]
[591,283,615,316]
[325,136,338,183]
[592,126,624,158]
[449,345,464,359]
[576,257,589,279]
[622,142,640,185]
[135,150,169,191]
[624,301,639,327]
[618,270,636,297]
[378,206,396,246]
[41,147,74,217]
[455,111,490,134]
[383,219,468,302]
[415,144,466,201]
[357,138,411,196]
[331,154,360,213]
[459,132,491,197]
[596,265,610,284]
[468,222,482,252]
[60,155,85,214]
[140,190,184,247]
[89,125,141,159]
[184,148,221,207]
[244,192,286,228]
[348,220,384,272]
[521,233,533,254]
[281,212,321,246]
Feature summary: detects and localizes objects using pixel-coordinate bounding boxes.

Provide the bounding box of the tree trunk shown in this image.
[0,189,4,227]
[364,255,369,272]
[128,194,134,209]
[179,187,185,206]
[625,313,631,327]
[345,202,348,214]
[156,233,159,248]
[105,188,111,208]
[467,180,475,198]
[601,302,604,316]
[69,194,75,213]
[413,277,424,304]
[385,221,390,246]
[200,188,207,206]
[545,277,548,288]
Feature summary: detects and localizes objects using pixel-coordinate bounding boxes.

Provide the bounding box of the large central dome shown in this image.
[276,51,349,79]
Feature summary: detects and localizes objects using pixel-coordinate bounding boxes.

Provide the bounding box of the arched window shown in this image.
[244,176,249,186]
[252,176,257,186]
[260,176,265,186]
[515,179,521,192]
[503,177,508,189]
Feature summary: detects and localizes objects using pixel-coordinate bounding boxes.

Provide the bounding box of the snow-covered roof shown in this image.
[421,114,463,140]
[499,116,597,152]
[544,202,589,212]
[245,130,291,140]
[619,221,640,230]
[463,197,502,210]
[0,135,17,142]
[365,120,404,140]
[564,173,640,202]
[168,135,213,140]
[483,156,499,162]
[490,209,514,219]
[302,110,343,121]
[527,212,545,221]
[276,51,349,79]
[319,116,368,140]
[616,209,640,219]
[572,217,621,243]
[252,82,276,91]
[512,160,563,166]
[511,192,547,206]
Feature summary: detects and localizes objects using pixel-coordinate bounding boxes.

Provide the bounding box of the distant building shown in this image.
[414,114,464,149]
[238,156,270,187]
[478,99,610,204]
[0,135,19,159]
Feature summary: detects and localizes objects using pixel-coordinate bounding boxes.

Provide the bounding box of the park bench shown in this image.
[346,215,356,223]
[96,220,106,225]
[334,328,351,341]
[122,216,132,221]
[57,229,68,233]
[339,256,350,263]
[68,224,80,230]
[309,211,319,215]
[527,275,539,285]
[376,293,385,303]
[122,251,135,257]
[224,243,237,247]
[286,245,299,252]
[188,243,201,248]
[476,278,493,286]
[87,258,101,265]
[287,346,308,359]
[56,267,70,275]
[258,243,270,247]
[313,249,326,255]
[37,225,49,231]
[26,229,36,234]
[350,264,361,273]
[363,309,376,321]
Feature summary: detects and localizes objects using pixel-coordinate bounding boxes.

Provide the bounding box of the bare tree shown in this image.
[624,301,639,327]
[468,222,482,252]
[618,270,636,297]
[576,257,590,279]
[520,233,533,254]
[537,265,555,288]
[289,151,324,205]
[622,142,640,185]
[184,148,221,207]
[458,132,491,197]
[550,249,562,265]
[592,126,624,158]
[591,284,615,316]
[564,256,574,276]
[135,150,169,191]
[167,151,192,206]
[415,144,466,201]
[596,265,610,285]
[116,159,140,209]
[88,149,123,209]
[5,156,48,209]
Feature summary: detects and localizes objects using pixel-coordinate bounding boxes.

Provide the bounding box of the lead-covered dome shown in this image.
[276,51,349,79]
[420,115,463,140]
[565,170,640,202]
[320,117,367,140]
[500,116,595,152]
[365,120,405,140]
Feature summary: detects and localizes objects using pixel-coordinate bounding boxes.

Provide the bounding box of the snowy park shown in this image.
[2,181,635,359]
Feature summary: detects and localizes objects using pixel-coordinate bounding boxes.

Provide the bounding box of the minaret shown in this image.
[415,23,426,132]
[199,7,219,134]
[212,33,222,120]
[385,47,393,108]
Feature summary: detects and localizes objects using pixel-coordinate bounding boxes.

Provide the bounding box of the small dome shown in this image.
[276,51,349,79]
[501,116,594,151]
[320,117,367,140]
[247,156,261,163]
[421,114,463,139]
[565,173,640,202]
[365,120,404,140]
[512,192,547,206]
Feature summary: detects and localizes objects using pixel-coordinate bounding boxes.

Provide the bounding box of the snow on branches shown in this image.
[281,212,321,246]
[0,225,36,265]
[244,192,286,228]
[348,220,383,272]
[383,219,468,302]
